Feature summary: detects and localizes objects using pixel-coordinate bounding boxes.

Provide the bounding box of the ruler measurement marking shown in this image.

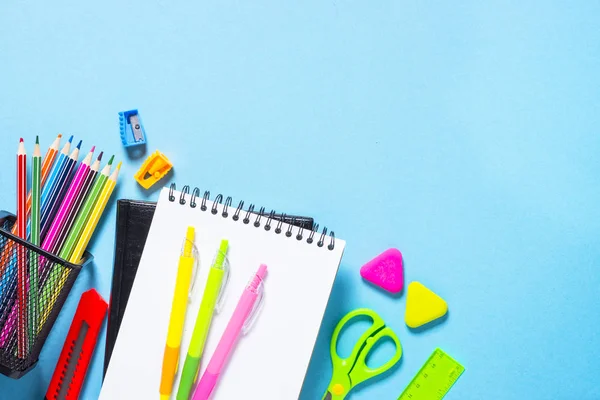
[398,348,464,400]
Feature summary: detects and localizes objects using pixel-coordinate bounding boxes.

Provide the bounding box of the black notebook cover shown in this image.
[104,200,155,378]
[103,199,314,377]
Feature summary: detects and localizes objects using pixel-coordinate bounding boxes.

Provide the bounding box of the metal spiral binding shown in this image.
[168,183,335,250]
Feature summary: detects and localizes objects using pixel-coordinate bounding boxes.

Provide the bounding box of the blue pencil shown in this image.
[40,140,81,241]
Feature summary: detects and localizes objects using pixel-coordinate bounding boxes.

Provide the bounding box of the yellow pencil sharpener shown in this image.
[134,151,173,189]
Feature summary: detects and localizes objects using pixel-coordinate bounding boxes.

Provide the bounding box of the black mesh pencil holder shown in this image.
[0,211,93,378]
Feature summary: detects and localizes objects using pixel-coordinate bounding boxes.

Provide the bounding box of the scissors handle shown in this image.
[350,326,402,385]
[330,308,385,366]
[329,308,403,392]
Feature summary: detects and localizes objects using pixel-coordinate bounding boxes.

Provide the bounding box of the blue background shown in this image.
[1,1,599,399]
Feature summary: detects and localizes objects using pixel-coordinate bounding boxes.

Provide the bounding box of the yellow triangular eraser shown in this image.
[405,282,448,328]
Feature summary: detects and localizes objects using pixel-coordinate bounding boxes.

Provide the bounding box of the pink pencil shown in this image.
[41,147,95,254]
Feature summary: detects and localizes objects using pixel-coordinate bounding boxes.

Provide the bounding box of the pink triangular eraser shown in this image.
[360,248,404,293]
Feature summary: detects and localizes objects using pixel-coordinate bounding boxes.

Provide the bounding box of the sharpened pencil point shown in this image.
[19,138,23,143]
[108,155,115,165]
[116,161,122,169]
[58,134,62,139]
[97,151,104,161]
[68,135,74,143]
[35,136,39,144]
[90,145,96,153]
[76,140,82,149]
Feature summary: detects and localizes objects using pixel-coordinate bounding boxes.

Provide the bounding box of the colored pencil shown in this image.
[37,145,94,310]
[50,151,103,258]
[41,146,95,255]
[39,135,62,186]
[37,137,72,241]
[19,134,61,233]
[71,162,121,263]
[29,137,42,342]
[39,161,120,326]
[0,154,112,346]
[40,140,81,240]
[0,135,64,325]
[58,155,113,264]
[24,134,62,237]
[0,137,68,346]
[16,138,27,358]
[0,134,62,278]
[35,156,113,330]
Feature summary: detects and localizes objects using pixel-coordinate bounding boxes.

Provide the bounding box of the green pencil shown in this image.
[29,136,41,340]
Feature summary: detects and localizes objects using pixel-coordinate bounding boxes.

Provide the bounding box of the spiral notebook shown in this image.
[100,185,345,399]
[103,199,315,377]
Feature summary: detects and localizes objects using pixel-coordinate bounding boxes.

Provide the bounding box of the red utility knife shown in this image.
[45,289,108,400]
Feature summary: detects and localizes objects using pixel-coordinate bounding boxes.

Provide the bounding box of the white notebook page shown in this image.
[100,187,345,399]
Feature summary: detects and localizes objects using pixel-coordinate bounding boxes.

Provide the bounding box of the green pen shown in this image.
[177,239,230,400]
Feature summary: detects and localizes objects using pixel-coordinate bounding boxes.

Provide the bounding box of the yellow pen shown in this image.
[160,226,197,400]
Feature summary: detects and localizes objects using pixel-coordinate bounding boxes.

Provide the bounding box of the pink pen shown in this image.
[192,264,267,400]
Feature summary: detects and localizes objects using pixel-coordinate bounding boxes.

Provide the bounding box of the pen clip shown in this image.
[214,251,230,313]
[186,240,200,301]
[242,280,265,334]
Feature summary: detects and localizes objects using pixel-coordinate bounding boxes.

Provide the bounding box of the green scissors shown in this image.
[323,308,403,400]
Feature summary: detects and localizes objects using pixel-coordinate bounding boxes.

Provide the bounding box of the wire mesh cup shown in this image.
[0,211,93,378]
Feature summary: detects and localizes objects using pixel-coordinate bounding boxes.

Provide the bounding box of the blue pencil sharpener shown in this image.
[119,109,147,147]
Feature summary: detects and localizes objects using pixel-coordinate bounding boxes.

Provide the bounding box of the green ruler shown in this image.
[398,348,464,400]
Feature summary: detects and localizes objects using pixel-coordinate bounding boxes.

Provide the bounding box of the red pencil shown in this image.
[16,138,27,358]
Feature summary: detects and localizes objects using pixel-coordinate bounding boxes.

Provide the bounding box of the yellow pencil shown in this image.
[39,162,121,326]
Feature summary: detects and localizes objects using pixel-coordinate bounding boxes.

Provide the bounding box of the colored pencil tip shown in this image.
[68,135,74,143]
[90,145,96,153]
[97,151,104,161]
[19,138,23,143]
[35,136,39,144]
[58,134,62,138]
[108,155,115,165]
[116,161,122,169]
[76,140,82,149]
